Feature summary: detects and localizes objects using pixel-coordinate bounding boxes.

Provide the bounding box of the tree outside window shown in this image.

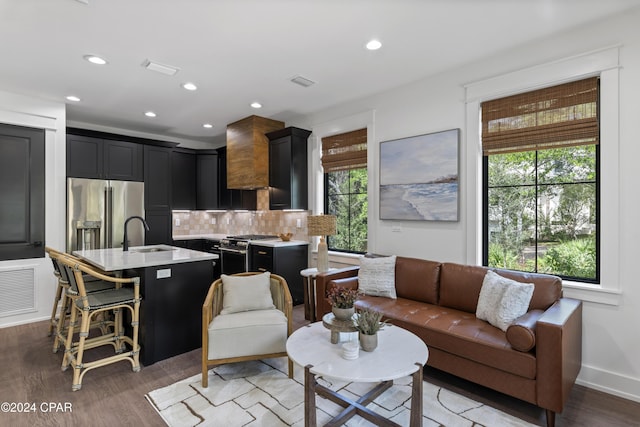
[326,168,368,253]
[485,145,598,282]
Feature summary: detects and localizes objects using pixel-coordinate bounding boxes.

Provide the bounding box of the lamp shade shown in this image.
[307,215,337,237]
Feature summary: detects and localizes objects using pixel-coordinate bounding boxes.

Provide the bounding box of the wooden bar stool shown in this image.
[57,253,142,391]
[45,247,115,353]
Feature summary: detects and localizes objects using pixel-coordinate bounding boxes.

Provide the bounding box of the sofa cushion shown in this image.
[358,255,397,299]
[220,272,275,315]
[476,270,534,331]
[355,295,537,379]
[492,268,563,311]
[394,257,441,304]
[207,309,287,359]
[439,263,488,313]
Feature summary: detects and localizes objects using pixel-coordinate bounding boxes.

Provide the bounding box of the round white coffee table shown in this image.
[287,321,428,426]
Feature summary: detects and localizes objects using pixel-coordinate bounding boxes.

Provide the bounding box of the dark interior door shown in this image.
[0,124,45,260]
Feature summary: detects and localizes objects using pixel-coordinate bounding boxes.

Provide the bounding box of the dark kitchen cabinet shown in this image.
[145,145,172,244]
[144,145,172,210]
[249,244,308,305]
[67,134,143,181]
[217,147,257,210]
[196,151,219,210]
[171,149,197,210]
[144,210,172,245]
[266,127,311,210]
[127,260,214,365]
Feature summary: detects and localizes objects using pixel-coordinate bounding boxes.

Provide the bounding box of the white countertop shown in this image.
[249,239,309,248]
[73,245,218,271]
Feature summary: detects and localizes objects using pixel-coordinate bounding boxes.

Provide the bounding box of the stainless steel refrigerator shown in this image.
[66,178,145,252]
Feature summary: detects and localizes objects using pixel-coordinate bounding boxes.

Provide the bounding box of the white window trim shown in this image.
[464,45,622,305]
[309,110,376,253]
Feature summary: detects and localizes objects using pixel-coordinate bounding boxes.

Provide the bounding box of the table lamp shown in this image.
[307,214,337,272]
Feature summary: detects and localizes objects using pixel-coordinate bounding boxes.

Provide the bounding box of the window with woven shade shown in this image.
[482,77,599,155]
[321,128,367,173]
[482,77,600,283]
[322,128,368,253]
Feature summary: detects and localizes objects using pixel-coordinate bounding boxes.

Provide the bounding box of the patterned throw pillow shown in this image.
[476,270,534,331]
[358,255,397,299]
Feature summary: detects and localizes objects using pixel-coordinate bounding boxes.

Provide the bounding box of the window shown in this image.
[321,129,368,253]
[482,77,599,283]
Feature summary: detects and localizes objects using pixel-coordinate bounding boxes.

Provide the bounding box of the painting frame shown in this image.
[379,128,459,221]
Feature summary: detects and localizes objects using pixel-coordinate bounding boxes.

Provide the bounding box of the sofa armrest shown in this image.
[535,297,582,413]
[313,266,360,321]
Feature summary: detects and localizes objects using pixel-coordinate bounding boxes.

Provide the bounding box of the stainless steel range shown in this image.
[219,234,278,275]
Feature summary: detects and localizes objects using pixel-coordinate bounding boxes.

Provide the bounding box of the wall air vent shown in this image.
[141,59,180,76]
[290,75,316,88]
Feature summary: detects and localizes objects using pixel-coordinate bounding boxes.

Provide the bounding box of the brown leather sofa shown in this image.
[314,256,582,427]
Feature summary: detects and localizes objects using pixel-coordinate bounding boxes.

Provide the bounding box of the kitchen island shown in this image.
[74,245,218,365]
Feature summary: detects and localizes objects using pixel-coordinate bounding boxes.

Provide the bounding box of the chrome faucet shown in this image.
[123,216,150,251]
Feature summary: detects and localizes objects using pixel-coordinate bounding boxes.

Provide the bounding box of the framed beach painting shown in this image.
[379,128,459,221]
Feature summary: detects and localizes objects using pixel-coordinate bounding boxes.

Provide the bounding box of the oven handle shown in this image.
[220,247,248,255]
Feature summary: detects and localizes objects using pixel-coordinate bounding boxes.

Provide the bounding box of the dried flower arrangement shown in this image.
[327,286,359,309]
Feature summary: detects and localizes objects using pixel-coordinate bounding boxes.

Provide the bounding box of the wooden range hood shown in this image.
[226,115,285,189]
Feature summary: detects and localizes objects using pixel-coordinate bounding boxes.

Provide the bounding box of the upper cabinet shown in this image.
[196,151,219,210]
[266,127,311,210]
[171,148,197,210]
[67,134,143,181]
[144,145,172,210]
[171,149,197,210]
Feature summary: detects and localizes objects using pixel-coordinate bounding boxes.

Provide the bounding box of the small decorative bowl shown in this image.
[278,233,292,241]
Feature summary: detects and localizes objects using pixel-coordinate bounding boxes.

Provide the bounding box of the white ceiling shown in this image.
[1,0,638,146]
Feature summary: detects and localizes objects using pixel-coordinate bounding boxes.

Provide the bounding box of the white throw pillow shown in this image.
[358,255,397,299]
[476,270,534,331]
[220,272,275,315]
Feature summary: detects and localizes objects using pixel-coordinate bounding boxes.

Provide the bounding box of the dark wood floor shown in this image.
[1,306,639,426]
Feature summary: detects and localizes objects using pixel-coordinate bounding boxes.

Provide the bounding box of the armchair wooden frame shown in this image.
[202,272,293,387]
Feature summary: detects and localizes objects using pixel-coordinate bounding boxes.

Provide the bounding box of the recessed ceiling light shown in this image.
[144,111,157,118]
[366,39,382,50]
[250,102,262,109]
[182,82,197,91]
[66,95,81,102]
[83,54,108,65]
[203,123,213,128]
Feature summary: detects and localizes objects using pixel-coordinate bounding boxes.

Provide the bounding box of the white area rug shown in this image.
[146,358,537,426]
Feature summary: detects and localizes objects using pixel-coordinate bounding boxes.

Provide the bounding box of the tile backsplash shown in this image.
[172,209,310,240]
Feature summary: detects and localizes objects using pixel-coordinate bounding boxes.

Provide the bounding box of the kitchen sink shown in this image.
[129,245,176,253]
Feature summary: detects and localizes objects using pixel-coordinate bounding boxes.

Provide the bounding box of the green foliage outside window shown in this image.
[326,168,368,252]
[486,145,598,282]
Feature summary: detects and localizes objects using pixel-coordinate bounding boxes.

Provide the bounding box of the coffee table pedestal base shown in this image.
[304,363,423,427]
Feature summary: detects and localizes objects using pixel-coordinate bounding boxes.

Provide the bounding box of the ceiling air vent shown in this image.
[141,59,180,76]
[290,75,316,88]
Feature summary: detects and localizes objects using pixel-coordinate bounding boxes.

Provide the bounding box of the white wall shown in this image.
[302,8,640,402]
[0,90,66,327]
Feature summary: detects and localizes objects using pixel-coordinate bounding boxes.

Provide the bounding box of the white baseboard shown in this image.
[577,364,640,403]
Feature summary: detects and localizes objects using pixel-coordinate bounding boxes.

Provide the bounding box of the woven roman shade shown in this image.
[321,128,367,172]
[481,77,599,155]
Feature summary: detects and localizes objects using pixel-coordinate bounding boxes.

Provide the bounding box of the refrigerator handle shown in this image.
[105,186,113,248]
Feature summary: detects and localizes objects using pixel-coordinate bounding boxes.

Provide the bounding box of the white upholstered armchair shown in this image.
[201,272,293,387]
